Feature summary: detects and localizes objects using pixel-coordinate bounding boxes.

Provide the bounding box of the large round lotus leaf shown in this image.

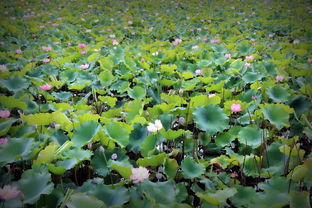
[104,122,130,147]
[238,126,262,148]
[231,185,257,208]
[51,91,73,101]
[66,193,106,208]
[266,85,290,103]
[128,86,146,99]
[193,104,229,135]
[289,96,310,116]
[237,44,255,55]
[242,72,263,83]
[90,150,109,177]
[72,121,100,148]
[211,44,227,53]
[1,76,30,91]
[0,118,17,136]
[196,188,237,206]
[164,158,179,179]
[17,167,54,205]
[138,180,176,205]
[140,134,157,157]
[108,160,132,179]
[128,124,148,153]
[242,155,261,177]
[181,157,205,179]
[0,137,37,163]
[62,148,93,162]
[88,184,129,207]
[262,105,290,130]
[137,153,168,167]
[290,191,310,208]
[99,71,114,87]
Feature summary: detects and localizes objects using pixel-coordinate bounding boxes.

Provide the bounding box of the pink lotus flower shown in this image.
[131,32,136,35]
[178,88,184,94]
[202,38,209,42]
[293,39,300,44]
[275,75,284,82]
[41,46,52,51]
[192,45,199,50]
[80,64,89,69]
[109,34,116,38]
[42,58,50,63]
[0,110,10,118]
[208,93,216,98]
[0,185,22,200]
[211,39,220,44]
[78,43,86,49]
[195,69,202,75]
[80,50,87,55]
[224,53,231,59]
[0,65,8,72]
[308,59,312,64]
[15,49,22,54]
[231,103,242,113]
[53,42,60,45]
[130,167,149,184]
[147,120,163,133]
[40,84,52,91]
[245,63,251,68]
[140,58,145,62]
[0,41,5,46]
[269,33,275,38]
[112,39,119,45]
[107,28,112,32]
[245,56,254,61]
[0,138,8,145]
[111,153,118,160]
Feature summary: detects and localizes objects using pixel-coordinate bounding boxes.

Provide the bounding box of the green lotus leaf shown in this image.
[230,185,257,208]
[1,76,30,92]
[33,142,59,166]
[261,104,290,130]
[98,96,117,107]
[0,137,37,163]
[125,100,144,122]
[17,167,54,204]
[237,44,255,55]
[108,160,132,179]
[137,153,168,167]
[242,72,263,83]
[62,148,93,162]
[99,71,114,87]
[47,164,66,175]
[242,155,261,177]
[190,95,221,108]
[0,95,27,110]
[104,122,130,147]
[266,85,290,103]
[72,121,100,147]
[238,126,262,148]
[0,118,17,136]
[66,192,106,208]
[161,129,185,140]
[128,86,146,99]
[211,44,227,53]
[140,134,157,157]
[193,104,229,135]
[164,158,179,179]
[51,91,73,101]
[258,176,297,193]
[211,53,227,66]
[98,56,114,70]
[55,158,77,170]
[87,184,129,207]
[289,96,310,116]
[215,132,233,147]
[181,157,205,179]
[90,150,109,177]
[196,188,237,206]
[138,180,176,205]
[128,124,148,153]
[289,191,310,208]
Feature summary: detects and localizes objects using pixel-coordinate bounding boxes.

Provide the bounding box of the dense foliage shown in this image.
[0,0,311,207]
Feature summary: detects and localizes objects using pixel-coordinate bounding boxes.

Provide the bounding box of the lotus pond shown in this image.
[0,0,311,207]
